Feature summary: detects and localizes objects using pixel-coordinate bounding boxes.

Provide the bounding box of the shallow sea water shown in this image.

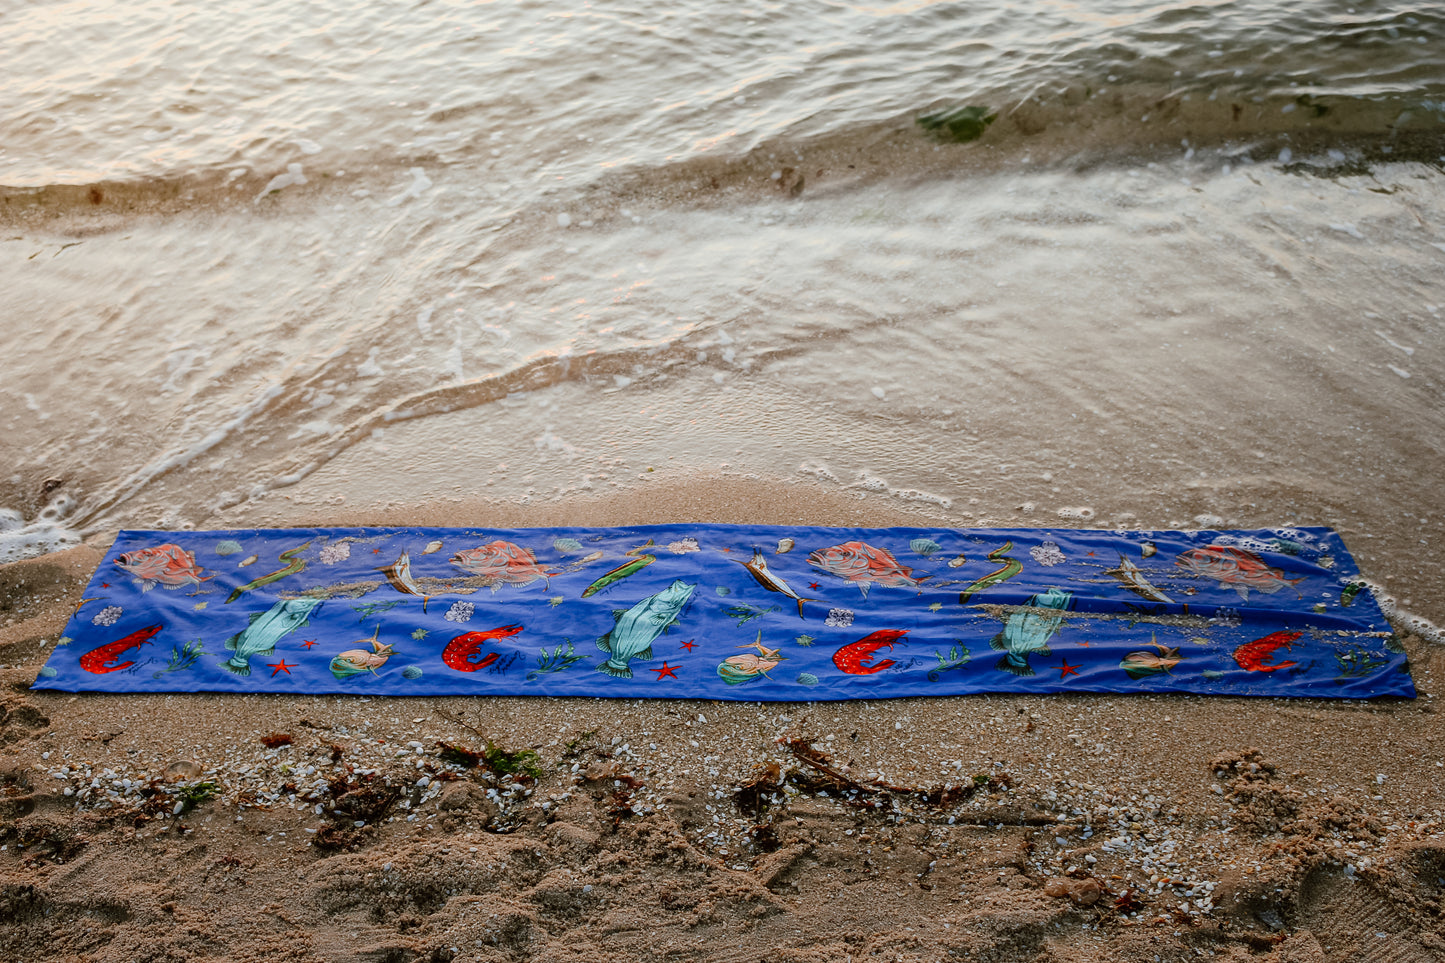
[2,0,1443,631]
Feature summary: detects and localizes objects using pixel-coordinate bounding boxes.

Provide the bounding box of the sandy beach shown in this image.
[4,1,1443,957]
[2,482,1443,963]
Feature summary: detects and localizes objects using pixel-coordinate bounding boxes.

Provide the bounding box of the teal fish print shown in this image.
[596,579,695,678]
[221,598,323,675]
[989,587,1072,677]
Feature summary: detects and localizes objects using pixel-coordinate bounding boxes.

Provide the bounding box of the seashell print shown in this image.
[215,540,243,557]
[776,537,795,554]
[910,538,942,557]
[796,672,819,686]
[402,665,424,680]
[553,537,583,553]
[1141,541,1157,558]
[422,539,444,555]
[947,553,968,568]
[238,554,259,567]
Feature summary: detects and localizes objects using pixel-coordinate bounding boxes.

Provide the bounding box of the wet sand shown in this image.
[2,480,1443,963]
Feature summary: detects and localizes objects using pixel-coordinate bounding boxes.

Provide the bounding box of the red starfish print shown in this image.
[300,639,318,650]
[651,662,678,680]
[1056,660,1080,679]
[269,659,297,677]
[100,582,110,588]
[372,547,383,554]
[679,640,697,652]
[808,582,821,591]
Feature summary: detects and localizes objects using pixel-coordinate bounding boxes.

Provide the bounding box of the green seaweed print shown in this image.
[723,602,780,625]
[1334,647,1388,680]
[928,643,971,681]
[153,639,206,679]
[527,639,589,681]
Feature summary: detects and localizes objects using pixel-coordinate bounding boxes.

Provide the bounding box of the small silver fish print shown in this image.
[736,550,819,618]
[1105,555,1173,603]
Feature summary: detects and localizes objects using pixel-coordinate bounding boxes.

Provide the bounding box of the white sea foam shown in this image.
[387,167,433,206]
[0,500,82,565]
[1374,331,1415,355]
[255,163,306,202]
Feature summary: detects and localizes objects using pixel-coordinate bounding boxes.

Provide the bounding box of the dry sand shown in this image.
[2,481,1443,963]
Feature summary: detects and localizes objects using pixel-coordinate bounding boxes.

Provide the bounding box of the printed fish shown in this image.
[581,550,654,598]
[378,550,448,612]
[807,541,928,598]
[1175,545,1305,600]
[113,544,212,591]
[717,634,786,685]
[989,587,1073,677]
[958,542,1022,603]
[1119,639,1183,679]
[450,540,558,590]
[1104,555,1173,603]
[220,598,323,675]
[735,550,819,618]
[225,541,310,604]
[1233,630,1301,672]
[596,579,695,679]
[330,625,396,680]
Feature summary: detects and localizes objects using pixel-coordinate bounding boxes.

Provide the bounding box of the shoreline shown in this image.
[3,489,1443,961]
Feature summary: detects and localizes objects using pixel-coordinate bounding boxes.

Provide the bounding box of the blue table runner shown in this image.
[33,524,1411,699]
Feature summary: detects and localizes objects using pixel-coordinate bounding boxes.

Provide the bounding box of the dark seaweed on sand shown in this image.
[916,105,996,143]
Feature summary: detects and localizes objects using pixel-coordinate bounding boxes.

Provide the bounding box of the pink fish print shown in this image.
[449,540,558,589]
[113,544,212,592]
[1175,545,1305,600]
[806,541,928,597]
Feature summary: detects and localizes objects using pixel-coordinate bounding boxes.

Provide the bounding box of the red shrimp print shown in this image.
[79,624,164,674]
[442,624,525,672]
[1233,630,1301,673]
[832,629,908,675]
